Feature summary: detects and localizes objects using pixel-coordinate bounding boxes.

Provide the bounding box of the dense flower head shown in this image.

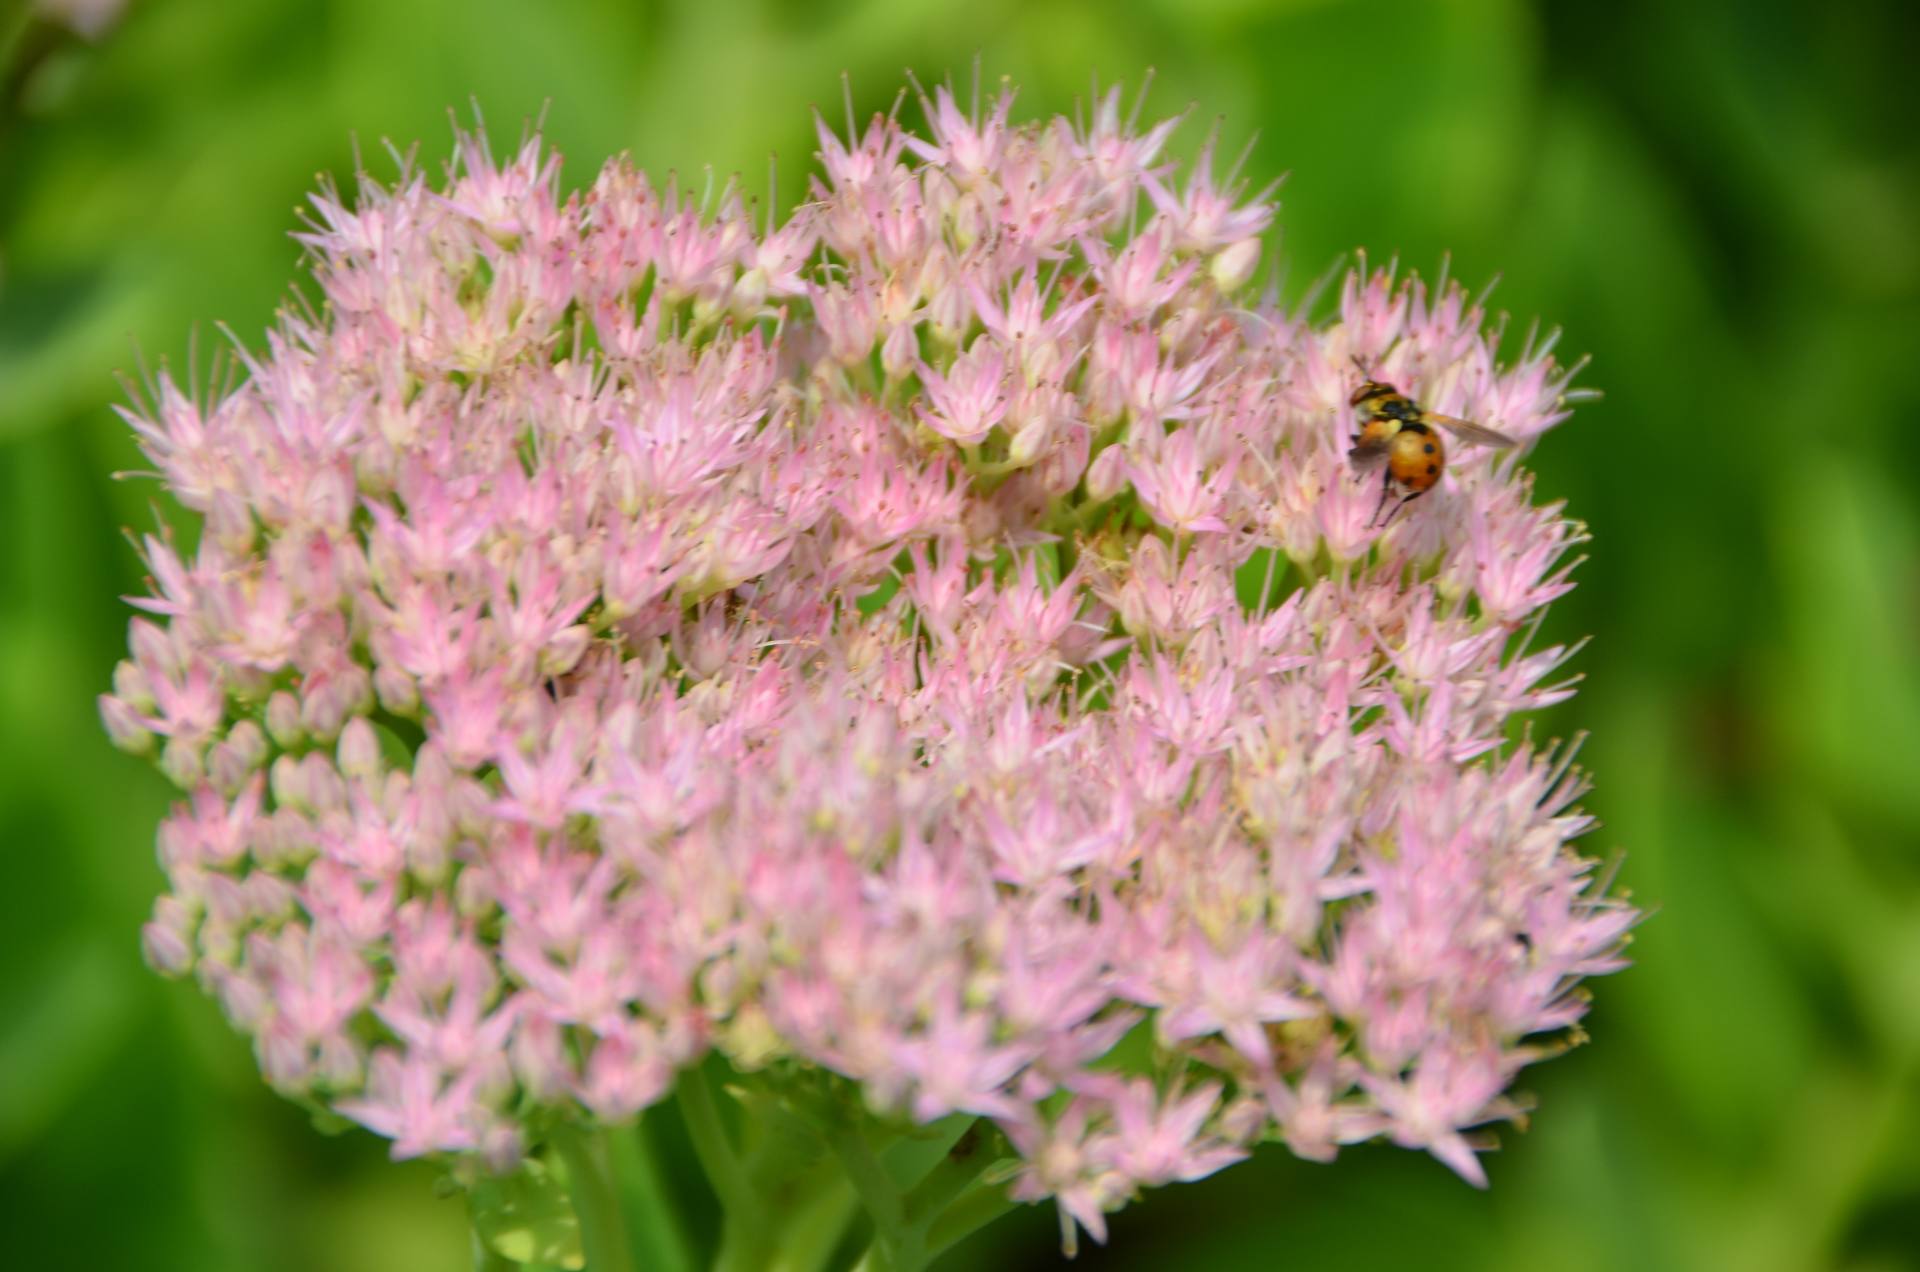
[107,79,1632,1243]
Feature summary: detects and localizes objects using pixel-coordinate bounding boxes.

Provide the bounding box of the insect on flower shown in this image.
[1346,359,1516,527]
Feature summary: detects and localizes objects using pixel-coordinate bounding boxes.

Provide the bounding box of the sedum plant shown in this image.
[103,76,1634,1271]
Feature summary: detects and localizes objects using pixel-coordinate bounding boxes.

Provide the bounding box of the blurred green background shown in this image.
[3,0,1917,1268]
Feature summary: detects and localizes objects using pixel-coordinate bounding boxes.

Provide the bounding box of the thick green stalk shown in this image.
[713,1222,774,1272]
[921,1180,1018,1262]
[674,1065,1017,1272]
[880,1115,977,1194]
[900,1135,994,1231]
[764,1178,859,1272]
[737,1086,866,1272]
[678,1065,783,1272]
[609,1112,697,1272]
[825,1119,910,1269]
[831,1117,1013,1272]
[676,1064,756,1217]
[550,1124,637,1272]
[826,1120,905,1229]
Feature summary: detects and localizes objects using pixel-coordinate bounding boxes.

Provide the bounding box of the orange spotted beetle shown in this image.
[1346,362,1517,527]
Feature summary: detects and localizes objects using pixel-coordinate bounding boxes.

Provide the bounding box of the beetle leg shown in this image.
[1378,485,1426,528]
[1369,469,1397,526]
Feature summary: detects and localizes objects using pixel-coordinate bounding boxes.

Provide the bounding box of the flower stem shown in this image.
[713,1224,775,1272]
[825,1118,912,1269]
[609,1111,697,1272]
[921,1180,1018,1262]
[832,1117,1014,1272]
[759,1175,858,1272]
[676,1063,756,1217]
[678,1063,784,1272]
[899,1132,992,1229]
[828,1120,905,1227]
[678,1066,1017,1272]
[550,1123,637,1272]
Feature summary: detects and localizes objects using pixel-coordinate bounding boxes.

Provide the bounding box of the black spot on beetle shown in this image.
[1423,443,1435,454]
[1426,464,1437,475]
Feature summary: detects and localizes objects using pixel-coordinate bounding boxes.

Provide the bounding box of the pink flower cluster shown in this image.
[106,82,1632,1242]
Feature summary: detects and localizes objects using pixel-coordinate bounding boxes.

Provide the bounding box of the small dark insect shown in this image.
[1346,360,1517,527]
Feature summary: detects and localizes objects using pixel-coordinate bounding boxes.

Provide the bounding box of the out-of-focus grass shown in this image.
[1,1,1915,1269]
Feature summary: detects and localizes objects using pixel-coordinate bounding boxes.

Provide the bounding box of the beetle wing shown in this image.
[1425,413,1517,448]
[1347,436,1391,473]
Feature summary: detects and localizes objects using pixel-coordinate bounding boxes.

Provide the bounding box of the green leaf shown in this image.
[467,1158,584,1271]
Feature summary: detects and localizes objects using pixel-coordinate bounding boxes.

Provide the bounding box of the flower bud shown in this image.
[159,736,205,788]
[1085,445,1128,502]
[1210,238,1262,293]
[337,716,382,783]
[113,659,155,712]
[100,695,154,755]
[881,322,919,381]
[265,691,303,748]
[141,896,198,977]
[375,664,419,716]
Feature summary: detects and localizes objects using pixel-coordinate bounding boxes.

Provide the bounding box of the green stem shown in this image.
[900,1134,993,1229]
[966,455,1030,478]
[682,1064,794,1272]
[676,1063,756,1217]
[1254,545,1282,613]
[609,1112,696,1272]
[713,1224,773,1272]
[831,1119,1012,1272]
[879,1115,976,1194]
[764,1177,858,1272]
[1044,498,1095,537]
[549,1124,637,1272]
[670,1066,1017,1272]
[825,1120,908,1266]
[921,1179,1019,1262]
